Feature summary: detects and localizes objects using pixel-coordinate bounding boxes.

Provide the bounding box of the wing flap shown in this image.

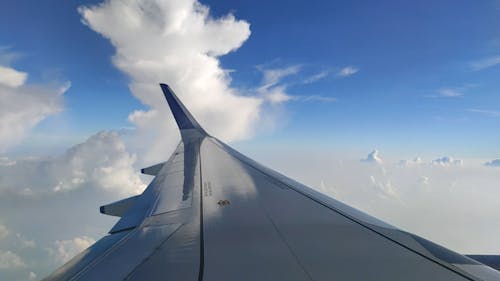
[100,195,140,217]
[141,162,166,176]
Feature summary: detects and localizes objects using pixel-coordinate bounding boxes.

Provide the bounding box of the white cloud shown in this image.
[0,250,25,269]
[431,156,463,166]
[256,65,337,104]
[261,86,293,104]
[52,236,95,264]
[470,55,500,71]
[361,150,383,164]
[303,70,329,84]
[429,84,478,99]
[398,157,423,166]
[256,65,300,104]
[0,65,27,88]
[435,88,463,98]
[294,95,337,103]
[0,132,144,279]
[370,175,399,200]
[467,108,500,117]
[0,224,8,239]
[418,176,429,185]
[0,64,70,152]
[79,0,261,163]
[485,159,500,167]
[0,131,145,196]
[398,156,466,167]
[259,65,301,88]
[337,66,358,77]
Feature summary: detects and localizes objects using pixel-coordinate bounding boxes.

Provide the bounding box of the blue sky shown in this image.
[1,0,499,157]
[1,1,500,280]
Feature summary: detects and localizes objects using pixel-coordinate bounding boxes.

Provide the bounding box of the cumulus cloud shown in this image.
[398,156,466,167]
[398,157,423,166]
[361,150,383,164]
[0,131,145,279]
[79,0,341,162]
[79,0,262,163]
[52,236,95,264]
[370,175,399,200]
[431,156,463,166]
[470,55,500,71]
[337,66,358,77]
[0,63,70,152]
[0,131,145,196]
[0,250,25,269]
[485,159,500,167]
[0,65,27,88]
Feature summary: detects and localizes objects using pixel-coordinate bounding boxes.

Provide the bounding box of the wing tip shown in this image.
[159,83,206,134]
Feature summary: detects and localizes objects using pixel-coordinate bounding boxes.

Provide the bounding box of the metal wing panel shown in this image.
[43,231,131,281]
[108,142,186,233]
[200,139,313,281]
[199,137,489,281]
[43,136,204,281]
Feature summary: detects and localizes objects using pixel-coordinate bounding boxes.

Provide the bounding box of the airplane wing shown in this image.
[43,84,500,281]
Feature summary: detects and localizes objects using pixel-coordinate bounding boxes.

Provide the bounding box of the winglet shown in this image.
[160,83,207,135]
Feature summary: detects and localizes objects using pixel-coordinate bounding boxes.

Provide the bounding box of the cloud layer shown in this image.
[52,236,96,264]
[250,147,500,254]
[0,131,145,196]
[0,131,146,279]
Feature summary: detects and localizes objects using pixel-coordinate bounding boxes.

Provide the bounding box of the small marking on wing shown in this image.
[203,182,212,197]
[217,200,231,207]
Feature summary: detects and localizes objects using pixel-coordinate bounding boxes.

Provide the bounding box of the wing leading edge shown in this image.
[43,84,500,281]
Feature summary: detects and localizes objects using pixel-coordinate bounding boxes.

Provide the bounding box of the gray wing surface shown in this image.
[43,84,500,281]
